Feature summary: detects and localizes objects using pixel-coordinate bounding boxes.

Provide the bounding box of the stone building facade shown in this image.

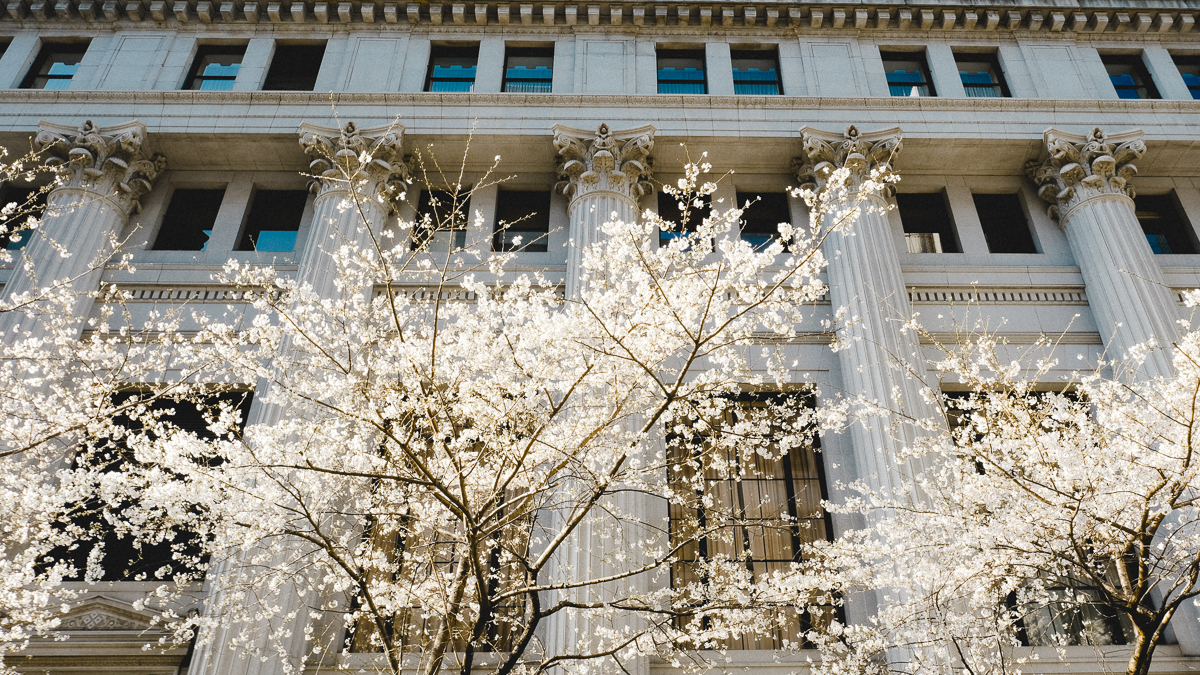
[2,0,1200,671]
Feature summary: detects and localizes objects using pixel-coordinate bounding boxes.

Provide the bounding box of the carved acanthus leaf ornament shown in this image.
[299,121,411,211]
[792,124,902,195]
[1026,127,1145,222]
[34,119,166,215]
[553,123,655,203]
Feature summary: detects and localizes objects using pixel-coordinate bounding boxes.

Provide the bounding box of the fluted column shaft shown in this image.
[796,125,940,498]
[0,120,164,341]
[1028,127,1179,378]
[554,123,654,300]
[189,122,408,675]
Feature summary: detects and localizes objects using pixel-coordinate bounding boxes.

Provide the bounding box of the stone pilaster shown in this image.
[0,120,165,339]
[553,123,654,300]
[793,125,938,498]
[1026,127,1179,378]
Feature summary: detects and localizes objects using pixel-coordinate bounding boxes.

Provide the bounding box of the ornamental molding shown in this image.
[792,124,902,192]
[908,286,1089,305]
[2,0,1195,35]
[1025,126,1144,222]
[553,123,655,204]
[299,121,410,210]
[57,596,158,631]
[34,119,165,216]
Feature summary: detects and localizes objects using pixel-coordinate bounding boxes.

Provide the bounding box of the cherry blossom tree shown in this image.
[798,323,1200,675]
[0,125,892,675]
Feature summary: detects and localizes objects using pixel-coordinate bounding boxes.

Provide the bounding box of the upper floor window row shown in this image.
[14,38,1200,100]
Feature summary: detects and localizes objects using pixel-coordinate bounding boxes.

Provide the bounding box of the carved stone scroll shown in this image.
[299,121,410,210]
[792,124,902,197]
[553,123,655,205]
[34,119,166,215]
[1025,126,1145,223]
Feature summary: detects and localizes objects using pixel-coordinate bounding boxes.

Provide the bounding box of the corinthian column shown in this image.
[298,121,409,297]
[188,122,410,675]
[553,123,654,300]
[0,120,165,339]
[1026,127,1179,378]
[793,125,939,498]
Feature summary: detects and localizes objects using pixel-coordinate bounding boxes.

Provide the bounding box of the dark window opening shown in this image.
[425,45,478,93]
[1172,54,1200,100]
[657,48,706,94]
[262,43,326,91]
[1136,193,1196,255]
[186,45,245,91]
[731,48,781,95]
[955,52,1009,98]
[57,391,253,582]
[152,188,226,251]
[493,190,550,252]
[1016,585,1133,647]
[973,193,1036,253]
[503,46,553,93]
[897,192,959,253]
[414,189,471,252]
[668,393,837,649]
[1101,54,1160,100]
[236,189,308,252]
[0,185,47,250]
[737,192,791,251]
[21,41,89,90]
[881,50,935,97]
[659,191,711,247]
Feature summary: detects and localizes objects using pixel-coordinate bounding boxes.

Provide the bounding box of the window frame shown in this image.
[151,186,229,252]
[954,51,1010,98]
[185,44,247,91]
[1100,53,1160,100]
[262,42,327,92]
[1171,53,1200,100]
[880,49,936,97]
[656,47,708,94]
[730,47,782,95]
[501,45,553,94]
[425,44,479,93]
[20,40,90,90]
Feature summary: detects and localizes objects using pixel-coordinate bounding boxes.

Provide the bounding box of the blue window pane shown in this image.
[1115,88,1141,99]
[202,62,240,78]
[733,68,777,82]
[1182,74,1200,98]
[430,81,474,92]
[659,67,704,81]
[199,79,235,91]
[1147,233,1171,254]
[6,231,30,250]
[1110,73,1136,87]
[47,62,78,77]
[253,230,297,252]
[734,83,779,95]
[43,78,72,90]
[659,82,706,94]
[505,82,551,93]
[432,64,476,78]
[887,70,923,83]
[960,71,993,85]
[740,233,773,251]
[506,66,552,80]
[200,229,211,252]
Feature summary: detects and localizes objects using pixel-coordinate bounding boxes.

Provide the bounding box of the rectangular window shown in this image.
[731,48,782,95]
[236,189,308,252]
[262,43,326,91]
[152,188,226,251]
[881,50,935,97]
[425,45,478,93]
[658,191,710,247]
[502,46,553,93]
[493,190,550,252]
[737,192,791,250]
[414,189,470,252]
[897,192,959,253]
[1172,54,1200,100]
[657,48,707,94]
[61,391,253,582]
[955,52,1009,98]
[669,394,834,649]
[1101,54,1160,100]
[21,41,89,90]
[973,193,1036,253]
[1136,193,1196,254]
[0,185,46,250]
[186,45,246,91]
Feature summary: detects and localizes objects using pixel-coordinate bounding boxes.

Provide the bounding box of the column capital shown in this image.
[1025,127,1145,223]
[299,121,411,211]
[792,125,902,192]
[553,123,655,204]
[34,119,166,216]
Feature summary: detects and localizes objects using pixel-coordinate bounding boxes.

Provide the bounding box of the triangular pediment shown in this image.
[57,595,157,631]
